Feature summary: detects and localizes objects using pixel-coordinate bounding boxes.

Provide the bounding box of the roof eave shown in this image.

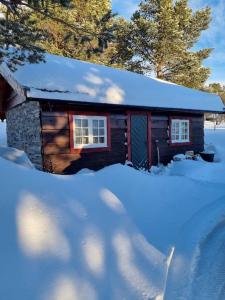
[0,64,26,100]
[27,96,225,114]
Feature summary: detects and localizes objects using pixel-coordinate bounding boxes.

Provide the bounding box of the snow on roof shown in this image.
[1,53,224,112]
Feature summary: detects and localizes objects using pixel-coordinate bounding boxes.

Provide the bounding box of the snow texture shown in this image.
[0,122,33,168]
[1,120,225,299]
[0,53,224,112]
[0,120,6,145]
[0,158,167,300]
[0,146,34,169]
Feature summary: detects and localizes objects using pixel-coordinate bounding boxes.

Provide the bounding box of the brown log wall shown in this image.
[151,113,204,165]
[40,103,204,174]
[41,110,127,174]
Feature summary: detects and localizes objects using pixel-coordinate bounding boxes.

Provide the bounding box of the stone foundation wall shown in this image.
[6,101,43,169]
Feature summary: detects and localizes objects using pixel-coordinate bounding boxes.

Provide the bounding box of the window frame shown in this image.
[169,117,192,146]
[69,112,111,153]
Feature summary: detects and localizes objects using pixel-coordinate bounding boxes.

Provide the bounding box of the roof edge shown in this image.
[0,63,26,100]
[27,97,225,114]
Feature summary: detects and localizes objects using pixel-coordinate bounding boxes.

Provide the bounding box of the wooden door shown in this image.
[128,112,151,169]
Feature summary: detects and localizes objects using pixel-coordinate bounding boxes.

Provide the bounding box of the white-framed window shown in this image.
[171,119,190,144]
[73,115,108,149]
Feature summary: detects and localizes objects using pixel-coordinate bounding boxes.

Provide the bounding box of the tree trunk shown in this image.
[156,62,164,79]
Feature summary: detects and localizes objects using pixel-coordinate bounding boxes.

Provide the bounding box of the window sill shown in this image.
[70,146,111,154]
[169,141,192,147]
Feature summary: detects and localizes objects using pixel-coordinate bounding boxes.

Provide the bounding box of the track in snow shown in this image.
[190,221,225,300]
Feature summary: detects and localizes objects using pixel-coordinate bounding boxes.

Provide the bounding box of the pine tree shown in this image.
[114,0,212,89]
[205,83,225,104]
[0,0,116,69]
[30,0,118,65]
[0,0,72,69]
[0,6,45,69]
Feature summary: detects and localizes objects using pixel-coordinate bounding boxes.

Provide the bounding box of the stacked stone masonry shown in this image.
[6,101,43,169]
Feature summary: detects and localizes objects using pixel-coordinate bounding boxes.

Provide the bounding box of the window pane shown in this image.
[93,120,98,128]
[74,115,107,148]
[99,128,105,135]
[171,119,189,143]
[93,137,99,144]
[93,128,98,136]
[75,119,81,127]
[75,137,82,144]
[82,128,88,136]
[99,137,105,143]
[75,128,82,136]
[82,137,89,144]
[82,119,88,127]
[99,120,104,127]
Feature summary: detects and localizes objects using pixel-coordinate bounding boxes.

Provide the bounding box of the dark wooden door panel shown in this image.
[131,114,148,169]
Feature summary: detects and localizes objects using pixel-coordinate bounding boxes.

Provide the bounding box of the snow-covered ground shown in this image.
[0,120,6,145]
[205,120,225,129]
[1,122,225,300]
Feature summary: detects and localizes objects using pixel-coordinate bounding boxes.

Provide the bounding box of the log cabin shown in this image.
[0,53,224,174]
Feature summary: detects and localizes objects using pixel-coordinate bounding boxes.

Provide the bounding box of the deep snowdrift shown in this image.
[0,120,6,145]
[0,158,168,300]
[1,122,225,300]
[2,159,225,300]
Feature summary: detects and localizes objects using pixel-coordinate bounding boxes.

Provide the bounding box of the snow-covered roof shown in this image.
[1,53,224,112]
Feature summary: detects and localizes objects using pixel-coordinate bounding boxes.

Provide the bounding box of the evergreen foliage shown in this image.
[114,0,212,88]
[0,0,117,69]
[0,5,46,69]
[31,0,118,65]
[205,83,225,104]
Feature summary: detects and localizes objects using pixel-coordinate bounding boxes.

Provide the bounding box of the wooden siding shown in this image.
[151,113,204,165]
[40,102,204,174]
[41,109,127,174]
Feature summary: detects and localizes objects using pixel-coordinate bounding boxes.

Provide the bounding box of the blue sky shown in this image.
[112,0,225,85]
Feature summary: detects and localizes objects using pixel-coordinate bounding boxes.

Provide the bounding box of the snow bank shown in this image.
[151,129,225,185]
[0,159,167,300]
[161,129,225,299]
[1,127,225,299]
[0,122,34,168]
[0,120,6,145]
[164,197,225,300]
[205,120,225,129]
[0,146,34,168]
[205,129,225,162]
[2,159,225,300]
[165,158,225,184]
[1,53,224,112]
[95,164,225,254]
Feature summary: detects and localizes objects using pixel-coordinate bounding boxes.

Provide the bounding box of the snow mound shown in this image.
[205,129,225,162]
[164,197,225,300]
[0,146,34,169]
[0,159,167,300]
[150,129,225,184]
[0,121,6,145]
[0,122,34,169]
[1,128,225,300]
